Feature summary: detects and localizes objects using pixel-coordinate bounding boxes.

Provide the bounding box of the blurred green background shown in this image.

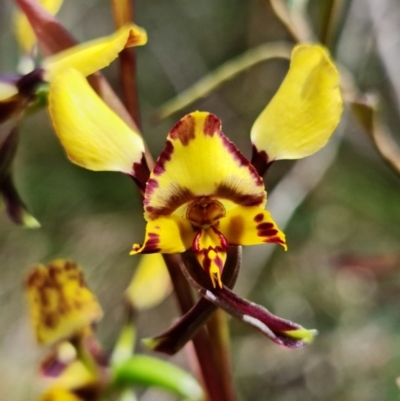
[2,0,400,400]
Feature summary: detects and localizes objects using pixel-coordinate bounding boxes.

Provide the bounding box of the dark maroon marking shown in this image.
[192,231,202,252]
[211,226,229,249]
[139,232,161,253]
[169,114,195,146]
[16,68,45,97]
[131,153,150,192]
[202,255,211,270]
[251,145,274,177]
[145,185,194,219]
[152,140,174,176]
[257,222,274,230]
[215,183,265,207]
[254,213,264,223]
[203,113,221,136]
[143,179,159,205]
[220,133,264,187]
[266,236,285,244]
[258,229,278,237]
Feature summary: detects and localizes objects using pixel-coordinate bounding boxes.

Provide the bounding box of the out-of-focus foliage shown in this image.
[1,0,400,400]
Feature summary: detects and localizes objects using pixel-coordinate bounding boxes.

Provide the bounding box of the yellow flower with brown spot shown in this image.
[25,259,103,345]
[130,111,286,288]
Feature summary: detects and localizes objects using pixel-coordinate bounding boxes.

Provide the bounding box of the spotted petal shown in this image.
[251,45,342,164]
[42,23,147,81]
[130,216,196,255]
[218,206,286,249]
[49,68,147,181]
[25,259,103,345]
[144,111,266,220]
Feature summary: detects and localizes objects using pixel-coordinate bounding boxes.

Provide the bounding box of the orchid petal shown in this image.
[144,111,266,220]
[43,24,147,82]
[203,286,317,348]
[125,254,172,310]
[251,45,342,164]
[218,205,286,249]
[130,216,196,255]
[49,68,147,182]
[180,259,316,348]
[25,260,103,345]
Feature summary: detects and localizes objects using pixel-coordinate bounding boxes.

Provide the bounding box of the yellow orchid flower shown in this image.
[130,111,286,288]
[47,44,339,349]
[25,259,103,345]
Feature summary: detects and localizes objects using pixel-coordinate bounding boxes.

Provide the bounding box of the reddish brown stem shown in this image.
[111,0,141,129]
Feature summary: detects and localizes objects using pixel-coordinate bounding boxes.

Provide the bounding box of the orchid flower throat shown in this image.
[131,111,287,289]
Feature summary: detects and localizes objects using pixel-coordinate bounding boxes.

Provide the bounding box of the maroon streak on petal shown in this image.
[144,184,194,219]
[215,182,265,207]
[152,140,174,176]
[220,135,264,187]
[251,144,274,177]
[131,153,150,193]
[169,114,195,145]
[203,113,220,137]
[132,232,161,253]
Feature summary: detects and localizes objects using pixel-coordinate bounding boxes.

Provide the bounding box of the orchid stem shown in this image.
[162,254,235,401]
[206,309,236,401]
[111,0,141,129]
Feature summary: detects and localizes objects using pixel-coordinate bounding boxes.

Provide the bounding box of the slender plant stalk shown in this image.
[111,0,141,128]
[206,309,236,401]
[163,254,237,401]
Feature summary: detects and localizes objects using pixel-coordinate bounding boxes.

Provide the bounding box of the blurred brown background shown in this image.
[2,0,400,400]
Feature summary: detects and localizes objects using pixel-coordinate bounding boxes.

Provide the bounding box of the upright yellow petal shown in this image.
[125,254,171,310]
[49,68,145,174]
[43,24,147,81]
[25,259,103,345]
[251,45,342,162]
[14,0,63,55]
[144,111,266,221]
